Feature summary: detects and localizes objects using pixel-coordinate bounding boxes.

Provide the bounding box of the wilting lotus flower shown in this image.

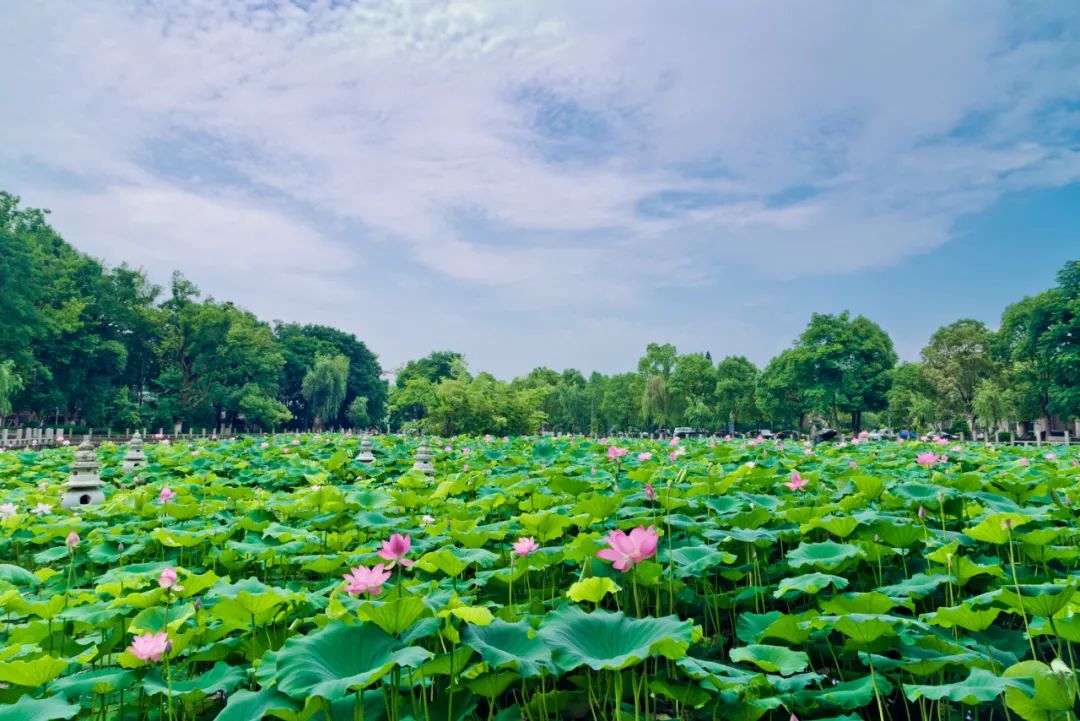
[606,446,628,460]
[512,536,539,557]
[916,452,939,468]
[158,487,176,504]
[644,483,656,500]
[0,504,16,519]
[377,534,414,568]
[638,452,653,461]
[66,531,80,548]
[596,526,659,571]
[32,503,52,515]
[130,631,170,662]
[158,567,183,591]
[784,472,808,492]
[343,564,392,596]
[1018,457,1030,467]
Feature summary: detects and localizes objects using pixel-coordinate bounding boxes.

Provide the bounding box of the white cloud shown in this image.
[1,0,1078,374]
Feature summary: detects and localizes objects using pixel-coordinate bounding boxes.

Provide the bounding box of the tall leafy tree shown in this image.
[301,354,350,430]
[791,312,897,432]
[886,362,938,432]
[714,356,759,431]
[757,349,806,429]
[921,319,997,429]
[669,353,716,424]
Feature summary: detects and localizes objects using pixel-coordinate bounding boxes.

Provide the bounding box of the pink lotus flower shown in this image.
[291,439,301,445]
[848,460,858,469]
[0,503,16,519]
[951,445,962,452]
[512,536,539,557]
[483,434,493,442]
[281,447,289,454]
[916,452,939,468]
[66,531,80,548]
[606,446,628,460]
[1018,457,1030,467]
[668,437,680,447]
[941,455,949,463]
[745,461,756,468]
[343,564,392,596]
[934,438,948,446]
[784,472,808,492]
[596,526,659,572]
[637,452,653,461]
[600,437,608,444]
[644,483,656,501]
[444,445,452,453]
[1045,453,1056,460]
[421,514,435,525]
[158,567,183,591]
[918,505,927,519]
[463,464,469,471]
[32,503,52,516]
[724,434,732,441]
[161,439,171,445]
[158,487,176,504]
[260,442,269,448]
[130,631,170,662]
[462,447,471,455]
[803,448,812,456]
[377,534,414,568]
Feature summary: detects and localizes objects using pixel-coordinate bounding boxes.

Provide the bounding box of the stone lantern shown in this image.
[61,436,106,509]
[412,439,435,475]
[122,431,147,473]
[355,437,376,463]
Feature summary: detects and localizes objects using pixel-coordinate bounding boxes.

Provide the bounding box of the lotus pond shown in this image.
[0,435,1077,721]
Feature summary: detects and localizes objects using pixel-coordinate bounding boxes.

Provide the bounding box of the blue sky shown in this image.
[1,1,1078,377]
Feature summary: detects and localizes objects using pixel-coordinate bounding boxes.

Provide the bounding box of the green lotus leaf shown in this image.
[0,695,81,721]
[962,513,1033,545]
[806,515,862,539]
[735,612,782,643]
[793,672,894,710]
[997,582,1077,619]
[877,573,947,600]
[1004,660,1078,719]
[465,670,519,698]
[463,619,555,678]
[0,656,69,686]
[356,592,430,636]
[0,564,39,587]
[833,614,899,644]
[925,603,1001,632]
[786,541,865,571]
[566,577,620,604]
[819,592,903,615]
[52,669,136,699]
[537,606,693,671]
[664,545,737,577]
[273,622,430,701]
[648,677,711,707]
[143,661,246,699]
[851,475,885,498]
[418,646,474,677]
[904,668,1019,705]
[211,688,302,721]
[774,572,849,598]
[729,644,809,675]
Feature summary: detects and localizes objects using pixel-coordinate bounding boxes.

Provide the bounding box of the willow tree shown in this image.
[301,354,349,430]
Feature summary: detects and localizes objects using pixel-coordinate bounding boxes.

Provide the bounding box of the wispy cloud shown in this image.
[1,0,1078,374]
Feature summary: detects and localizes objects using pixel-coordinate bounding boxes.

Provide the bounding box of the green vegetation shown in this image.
[2,191,1079,437]
[0,434,1076,720]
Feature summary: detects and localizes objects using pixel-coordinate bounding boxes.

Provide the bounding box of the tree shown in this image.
[973,378,1012,438]
[997,290,1060,427]
[396,351,466,387]
[601,373,644,431]
[714,356,759,431]
[637,343,677,380]
[347,396,371,429]
[757,349,806,429]
[301,354,350,430]
[669,353,716,424]
[886,362,938,431]
[277,324,387,429]
[0,360,22,423]
[1044,261,1080,420]
[791,312,897,432]
[921,319,997,429]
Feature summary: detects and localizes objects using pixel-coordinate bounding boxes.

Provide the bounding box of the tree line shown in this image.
[1,191,1077,437]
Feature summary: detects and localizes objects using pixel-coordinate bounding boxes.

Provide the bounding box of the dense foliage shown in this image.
[2,191,1079,436]
[0,434,1076,721]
